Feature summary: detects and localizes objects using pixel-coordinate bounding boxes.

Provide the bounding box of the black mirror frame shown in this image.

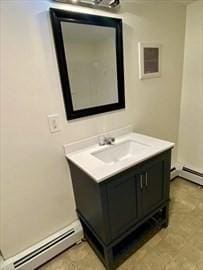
[50,8,125,120]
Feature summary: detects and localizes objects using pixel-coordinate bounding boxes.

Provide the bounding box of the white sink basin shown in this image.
[65,131,174,182]
[92,140,150,164]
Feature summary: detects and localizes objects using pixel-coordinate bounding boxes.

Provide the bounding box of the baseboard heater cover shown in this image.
[182,166,203,177]
[170,164,203,186]
[170,166,179,180]
[180,165,203,186]
[170,167,176,172]
[14,230,74,269]
[1,220,83,270]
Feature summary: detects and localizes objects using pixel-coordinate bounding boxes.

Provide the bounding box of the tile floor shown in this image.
[38,178,203,270]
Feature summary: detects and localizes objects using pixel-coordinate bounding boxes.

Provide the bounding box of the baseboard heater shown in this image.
[170,167,176,173]
[180,165,203,186]
[1,220,83,270]
[182,166,203,178]
[170,164,203,186]
[170,166,179,180]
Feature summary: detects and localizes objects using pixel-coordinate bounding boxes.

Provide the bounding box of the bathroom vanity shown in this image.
[65,132,174,269]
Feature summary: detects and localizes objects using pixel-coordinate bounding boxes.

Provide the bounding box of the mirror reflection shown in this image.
[61,22,118,110]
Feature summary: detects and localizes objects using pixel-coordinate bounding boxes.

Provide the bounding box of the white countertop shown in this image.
[65,132,174,183]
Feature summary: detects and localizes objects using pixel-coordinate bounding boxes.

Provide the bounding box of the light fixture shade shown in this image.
[53,0,120,9]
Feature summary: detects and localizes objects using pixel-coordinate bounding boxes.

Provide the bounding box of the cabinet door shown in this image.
[107,174,138,239]
[140,158,166,217]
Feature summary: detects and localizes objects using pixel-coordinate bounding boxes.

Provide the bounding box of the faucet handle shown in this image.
[98,135,106,146]
[109,137,115,144]
[98,135,115,145]
[106,136,115,145]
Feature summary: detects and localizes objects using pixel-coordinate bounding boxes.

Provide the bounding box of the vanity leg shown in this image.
[162,205,169,228]
[104,247,114,270]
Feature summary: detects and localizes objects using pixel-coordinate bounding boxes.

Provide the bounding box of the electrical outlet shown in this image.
[48,114,61,133]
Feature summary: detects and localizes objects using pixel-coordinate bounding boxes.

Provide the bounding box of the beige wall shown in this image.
[120,2,185,164]
[0,0,185,258]
[178,0,203,171]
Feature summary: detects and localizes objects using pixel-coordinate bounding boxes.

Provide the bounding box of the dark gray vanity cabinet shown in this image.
[68,150,171,270]
[137,154,170,219]
[107,173,139,240]
[106,151,170,241]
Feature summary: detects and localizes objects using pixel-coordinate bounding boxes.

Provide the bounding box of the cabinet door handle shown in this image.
[145,172,148,186]
[140,175,143,190]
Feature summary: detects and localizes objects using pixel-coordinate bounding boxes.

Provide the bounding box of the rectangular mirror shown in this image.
[50,8,125,120]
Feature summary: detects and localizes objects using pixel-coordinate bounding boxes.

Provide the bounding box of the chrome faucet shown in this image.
[99,136,115,146]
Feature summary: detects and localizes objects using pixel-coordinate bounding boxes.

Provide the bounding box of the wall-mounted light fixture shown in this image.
[53,0,120,10]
